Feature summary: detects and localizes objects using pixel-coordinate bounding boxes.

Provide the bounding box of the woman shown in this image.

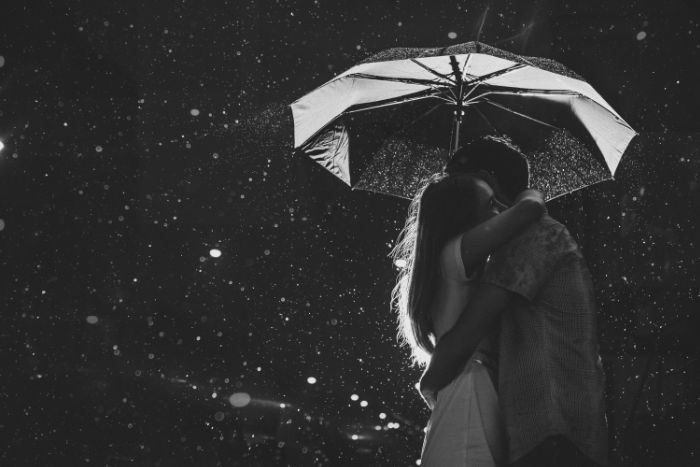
[391,172,545,466]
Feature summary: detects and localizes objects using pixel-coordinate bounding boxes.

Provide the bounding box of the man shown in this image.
[420,137,608,466]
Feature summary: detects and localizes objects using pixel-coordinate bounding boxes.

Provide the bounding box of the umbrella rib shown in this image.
[462,81,483,102]
[409,58,457,84]
[472,88,634,129]
[476,100,562,130]
[464,63,527,86]
[464,88,582,106]
[404,102,444,130]
[433,95,457,104]
[350,73,453,88]
[345,88,448,114]
[460,54,472,80]
[473,106,501,133]
[479,88,583,97]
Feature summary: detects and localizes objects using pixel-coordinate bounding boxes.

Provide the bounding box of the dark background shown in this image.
[1,1,699,466]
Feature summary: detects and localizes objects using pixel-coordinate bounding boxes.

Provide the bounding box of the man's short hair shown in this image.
[444,136,530,203]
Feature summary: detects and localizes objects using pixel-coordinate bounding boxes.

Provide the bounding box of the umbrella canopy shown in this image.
[290,41,637,200]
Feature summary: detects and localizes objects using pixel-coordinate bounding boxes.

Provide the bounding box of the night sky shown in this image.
[1,1,699,466]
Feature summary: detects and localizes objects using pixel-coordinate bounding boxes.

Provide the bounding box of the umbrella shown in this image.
[290,41,637,200]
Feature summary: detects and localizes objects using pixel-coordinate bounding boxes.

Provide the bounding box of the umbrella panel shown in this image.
[297,97,457,189]
[298,93,612,200]
[477,90,604,158]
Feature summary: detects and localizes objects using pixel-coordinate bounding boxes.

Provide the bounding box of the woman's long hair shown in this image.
[390,173,481,367]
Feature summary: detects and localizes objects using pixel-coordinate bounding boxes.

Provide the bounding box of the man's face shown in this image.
[474,179,504,222]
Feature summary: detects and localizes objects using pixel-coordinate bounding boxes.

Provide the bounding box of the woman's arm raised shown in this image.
[460,189,545,274]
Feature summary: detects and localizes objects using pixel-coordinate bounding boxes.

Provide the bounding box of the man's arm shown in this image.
[419,283,514,401]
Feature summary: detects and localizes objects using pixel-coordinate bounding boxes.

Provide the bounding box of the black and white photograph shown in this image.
[1,1,699,466]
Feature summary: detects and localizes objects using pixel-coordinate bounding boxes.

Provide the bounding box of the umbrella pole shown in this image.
[449,107,464,155]
[449,56,465,155]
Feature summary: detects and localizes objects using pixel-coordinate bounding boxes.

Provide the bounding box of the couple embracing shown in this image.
[391,137,608,467]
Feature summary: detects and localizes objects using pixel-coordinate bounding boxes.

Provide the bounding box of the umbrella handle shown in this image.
[450,108,464,155]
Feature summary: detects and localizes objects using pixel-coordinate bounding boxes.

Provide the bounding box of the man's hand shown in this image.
[416,283,513,400]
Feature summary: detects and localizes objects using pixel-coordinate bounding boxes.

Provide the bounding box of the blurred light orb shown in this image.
[0,140,4,151]
[350,394,359,401]
[636,31,647,40]
[379,412,386,419]
[394,259,407,268]
[448,31,458,39]
[214,411,225,421]
[307,376,317,385]
[229,392,251,408]
[351,434,359,440]
[360,400,368,407]
[209,248,222,258]
[86,315,99,324]
[190,108,200,116]
[0,219,5,231]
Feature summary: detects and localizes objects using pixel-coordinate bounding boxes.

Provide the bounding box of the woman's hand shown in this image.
[513,188,545,206]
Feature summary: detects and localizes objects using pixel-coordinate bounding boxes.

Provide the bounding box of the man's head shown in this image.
[444,136,530,204]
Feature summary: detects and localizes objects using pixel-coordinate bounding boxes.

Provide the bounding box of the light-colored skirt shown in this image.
[420,359,507,467]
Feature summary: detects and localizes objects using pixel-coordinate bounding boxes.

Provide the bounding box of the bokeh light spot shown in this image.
[229,392,251,408]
